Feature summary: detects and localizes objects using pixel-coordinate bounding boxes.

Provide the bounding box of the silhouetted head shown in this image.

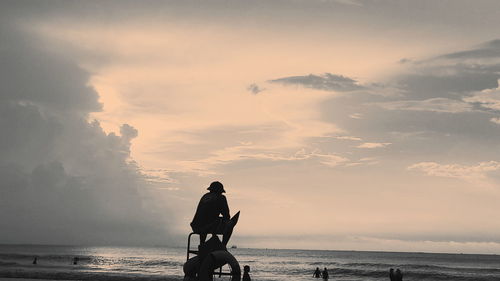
[244,265,250,272]
[207,181,225,193]
[324,267,327,270]
[390,268,394,272]
[316,267,320,270]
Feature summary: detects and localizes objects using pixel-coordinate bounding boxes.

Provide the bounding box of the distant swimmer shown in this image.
[243,265,251,281]
[313,267,321,278]
[32,257,37,265]
[389,268,395,281]
[395,268,403,281]
[73,257,79,265]
[322,267,329,280]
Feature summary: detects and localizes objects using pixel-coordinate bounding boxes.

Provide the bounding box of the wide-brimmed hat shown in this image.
[207,181,225,193]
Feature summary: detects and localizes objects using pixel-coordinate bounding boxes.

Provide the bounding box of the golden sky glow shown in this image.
[7,0,500,253]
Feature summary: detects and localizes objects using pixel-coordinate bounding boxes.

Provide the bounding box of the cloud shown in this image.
[269,73,364,92]
[408,161,500,185]
[395,41,500,100]
[349,113,363,119]
[397,70,499,99]
[377,98,473,113]
[333,0,363,6]
[178,144,351,174]
[463,86,500,111]
[356,142,391,149]
[435,39,500,61]
[335,135,362,141]
[247,83,264,94]
[399,58,412,64]
[344,157,378,167]
[0,24,171,245]
[490,117,500,124]
[9,1,500,253]
[318,38,500,150]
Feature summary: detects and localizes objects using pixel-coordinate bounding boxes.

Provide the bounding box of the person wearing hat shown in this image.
[190,181,231,245]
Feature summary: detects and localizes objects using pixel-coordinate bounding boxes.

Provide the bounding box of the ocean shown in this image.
[0,245,499,281]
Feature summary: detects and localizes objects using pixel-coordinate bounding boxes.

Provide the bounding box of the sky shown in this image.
[2,0,500,254]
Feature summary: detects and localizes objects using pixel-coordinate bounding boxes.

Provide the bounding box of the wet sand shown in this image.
[0,277,182,281]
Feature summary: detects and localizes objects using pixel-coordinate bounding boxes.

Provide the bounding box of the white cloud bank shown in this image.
[408,161,500,186]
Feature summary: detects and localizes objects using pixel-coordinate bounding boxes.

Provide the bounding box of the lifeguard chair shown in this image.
[183,212,241,281]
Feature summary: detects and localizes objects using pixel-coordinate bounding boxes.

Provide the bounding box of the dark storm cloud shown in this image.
[4,0,500,39]
[388,39,500,103]
[436,39,500,60]
[397,69,499,99]
[270,73,364,92]
[0,24,171,245]
[395,39,500,100]
[0,38,102,113]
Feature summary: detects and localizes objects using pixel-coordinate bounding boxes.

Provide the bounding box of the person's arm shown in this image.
[220,195,230,220]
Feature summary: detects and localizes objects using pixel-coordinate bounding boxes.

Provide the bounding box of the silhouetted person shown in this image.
[73,257,78,265]
[32,257,37,265]
[322,268,329,280]
[389,268,395,281]
[243,265,251,281]
[191,181,231,245]
[313,267,321,278]
[395,268,403,281]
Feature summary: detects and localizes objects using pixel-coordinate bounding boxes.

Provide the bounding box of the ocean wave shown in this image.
[0,252,183,268]
[268,261,306,265]
[0,269,182,281]
[329,266,498,281]
[259,265,500,281]
[305,260,500,275]
[136,260,183,267]
[307,261,341,266]
[2,246,500,281]
[0,253,93,262]
[0,261,19,266]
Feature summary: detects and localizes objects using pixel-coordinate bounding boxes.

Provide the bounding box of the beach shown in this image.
[0,279,77,281]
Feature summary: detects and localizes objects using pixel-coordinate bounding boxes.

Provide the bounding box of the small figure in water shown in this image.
[389,268,395,281]
[394,268,403,281]
[243,265,251,281]
[313,267,321,278]
[73,257,79,265]
[321,267,329,280]
[32,257,37,265]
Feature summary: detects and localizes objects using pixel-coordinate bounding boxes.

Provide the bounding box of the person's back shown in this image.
[395,269,403,281]
[322,268,329,280]
[191,192,229,232]
[313,267,321,278]
[389,268,395,281]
